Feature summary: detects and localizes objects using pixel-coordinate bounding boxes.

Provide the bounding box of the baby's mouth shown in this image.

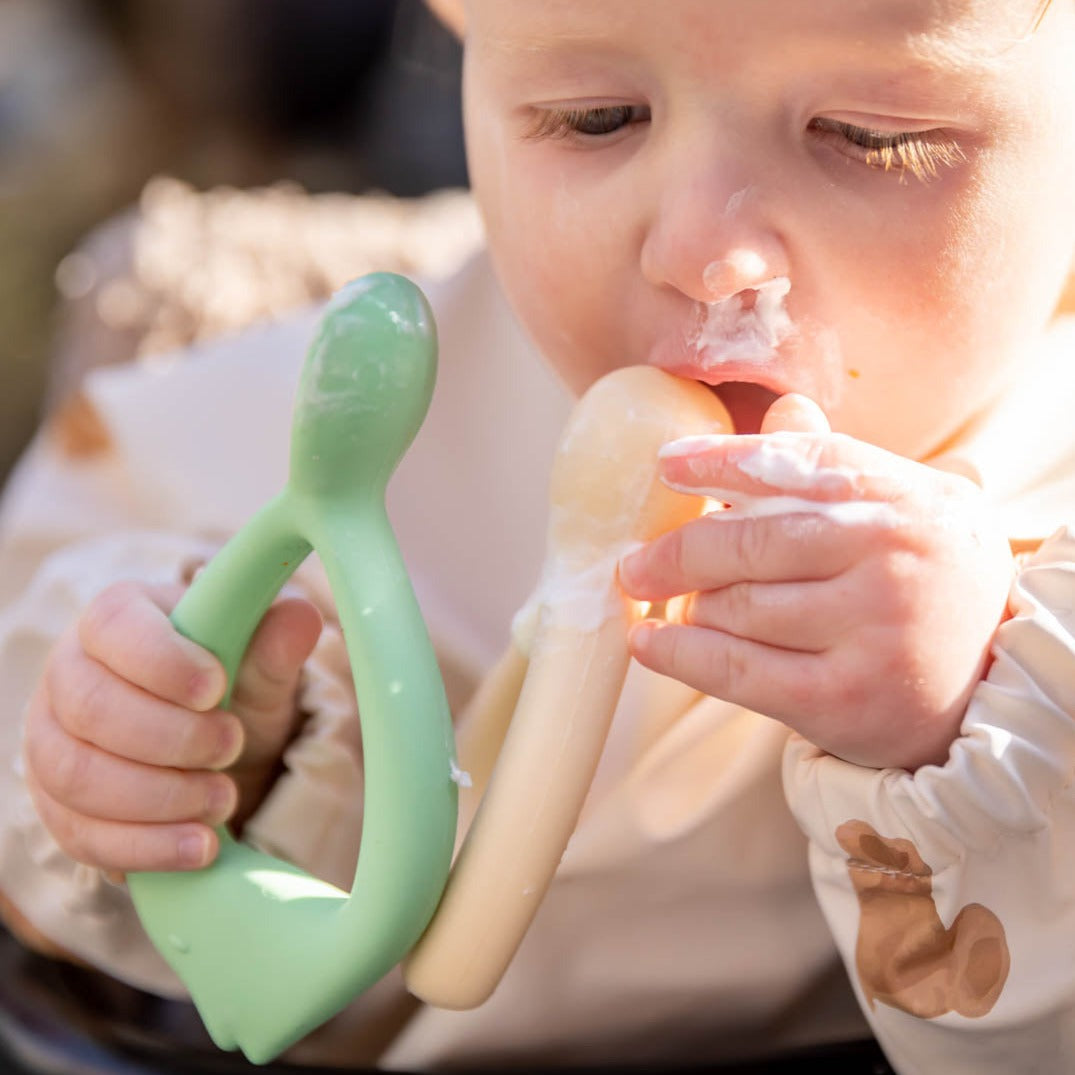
[709,380,780,435]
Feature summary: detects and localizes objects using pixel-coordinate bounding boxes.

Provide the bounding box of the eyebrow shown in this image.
[477,1,1050,69]
[902,18,1047,72]
[478,30,622,57]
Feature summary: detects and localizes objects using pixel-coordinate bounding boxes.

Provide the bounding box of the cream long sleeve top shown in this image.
[1,250,1073,1072]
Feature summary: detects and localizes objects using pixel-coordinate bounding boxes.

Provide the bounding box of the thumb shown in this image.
[760,393,831,434]
[229,596,323,767]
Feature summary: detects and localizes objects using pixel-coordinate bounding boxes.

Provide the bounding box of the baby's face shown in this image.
[463,0,1075,459]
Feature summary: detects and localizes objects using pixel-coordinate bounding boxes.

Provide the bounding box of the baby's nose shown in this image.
[702,246,783,304]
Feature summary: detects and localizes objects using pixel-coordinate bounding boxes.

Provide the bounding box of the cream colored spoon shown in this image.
[404,365,732,1009]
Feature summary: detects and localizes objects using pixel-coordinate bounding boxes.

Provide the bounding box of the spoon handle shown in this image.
[168,493,310,698]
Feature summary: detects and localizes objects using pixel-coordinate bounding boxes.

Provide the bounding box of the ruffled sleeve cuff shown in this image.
[782,526,1075,1073]
[0,533,226,998]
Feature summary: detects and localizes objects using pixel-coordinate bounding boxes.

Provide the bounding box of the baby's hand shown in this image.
[618,395,1014,771]
[23,580,322,875]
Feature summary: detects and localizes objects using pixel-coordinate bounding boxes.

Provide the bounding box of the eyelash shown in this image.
[525,105,649,140]
[808,117,966,183]
[525,106,966,183]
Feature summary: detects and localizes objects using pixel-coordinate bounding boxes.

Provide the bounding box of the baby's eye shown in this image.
[808,117,966,183]
[526,104,650,140]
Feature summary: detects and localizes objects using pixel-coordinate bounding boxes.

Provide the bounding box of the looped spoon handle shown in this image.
[127,274,458,1065]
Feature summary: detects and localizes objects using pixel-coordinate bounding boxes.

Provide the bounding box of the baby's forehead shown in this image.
[466,0,1062,88]
[467,0,1047,44]
[898,0,1050,57]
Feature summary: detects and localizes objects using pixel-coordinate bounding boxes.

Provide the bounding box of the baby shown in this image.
[3,2,1075,1072]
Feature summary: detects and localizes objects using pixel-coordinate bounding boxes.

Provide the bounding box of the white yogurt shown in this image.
[659,434,902,527]
[695,275,794,367]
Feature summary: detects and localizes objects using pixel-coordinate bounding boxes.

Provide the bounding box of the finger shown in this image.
[46,630,243,770]
[627,619,834,730]
[619,510,870,602]
[760,393,831,434]
[657,429,910,507]
[229,597,322,766]
[681,579,853,653]
[25,692,237,826]
[79,581,227,711]
[25,769,219,873]
[627,618,942,768]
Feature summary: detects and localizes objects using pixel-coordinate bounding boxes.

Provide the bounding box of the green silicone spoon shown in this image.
[126,273,458,1065]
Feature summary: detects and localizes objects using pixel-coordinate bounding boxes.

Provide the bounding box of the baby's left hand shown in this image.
[618,395,1014,771]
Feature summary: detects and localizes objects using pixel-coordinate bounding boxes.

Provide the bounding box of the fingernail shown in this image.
[628,620,657,652]
[214,720,244,769]
[618,547,643,587]
[206,779,236,823]
[187,660,226,711]
[178,831,210,868]
[659,433,729,459]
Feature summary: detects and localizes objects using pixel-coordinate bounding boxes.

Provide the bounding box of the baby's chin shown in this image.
[709,381,781,434]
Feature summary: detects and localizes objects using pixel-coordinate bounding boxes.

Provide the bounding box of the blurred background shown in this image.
[0,0,470,484]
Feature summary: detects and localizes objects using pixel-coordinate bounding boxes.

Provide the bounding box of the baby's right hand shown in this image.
[23,580,322,876]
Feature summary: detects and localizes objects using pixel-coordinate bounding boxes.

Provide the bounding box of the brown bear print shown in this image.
[835,819,1010,1019]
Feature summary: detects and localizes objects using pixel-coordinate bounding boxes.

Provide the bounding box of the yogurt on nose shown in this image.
[695,276,794,367]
